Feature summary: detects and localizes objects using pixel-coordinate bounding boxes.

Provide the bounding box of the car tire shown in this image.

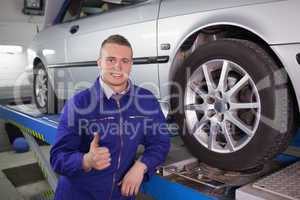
[33,63,53,114]
[172,39,296,171]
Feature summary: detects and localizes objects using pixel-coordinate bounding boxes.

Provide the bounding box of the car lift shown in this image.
[0,103,299,200]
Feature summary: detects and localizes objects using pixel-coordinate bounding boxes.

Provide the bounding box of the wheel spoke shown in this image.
[37,91,42,103]
[226,75,249,98]
[41,84,48,91]
[35,86,40,94]
[202,64,215,94]
[192,115,208,133]
[189,82,207,99]
[185,103,206,112]
[208,120,217,150]
[226,113,254,136]
[230,102,259,110]
[40,96,45,105]
[217,60,230,92]
[38,72,44,83]
[40,89,46,96]
[222,123,235,152]
[41,77,47,84]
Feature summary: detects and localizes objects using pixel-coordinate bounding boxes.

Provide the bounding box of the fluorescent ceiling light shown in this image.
[0,45,23,54]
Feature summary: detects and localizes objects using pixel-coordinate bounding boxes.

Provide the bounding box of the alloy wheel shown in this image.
[184,59,261,153]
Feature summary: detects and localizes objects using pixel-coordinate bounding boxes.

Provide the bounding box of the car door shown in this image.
[38,0,67,65]
[39,0,77,66]
[40,0,83,103]
[64,0,161,98]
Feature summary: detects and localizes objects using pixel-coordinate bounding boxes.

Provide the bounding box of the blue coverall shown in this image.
[50,78,171,200]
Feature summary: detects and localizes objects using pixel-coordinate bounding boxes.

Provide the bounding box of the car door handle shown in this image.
[70,25,79,34]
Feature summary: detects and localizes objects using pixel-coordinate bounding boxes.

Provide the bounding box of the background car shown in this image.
[27,0,300,171]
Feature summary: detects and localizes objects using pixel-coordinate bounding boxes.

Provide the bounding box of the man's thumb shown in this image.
[91,132,100,148]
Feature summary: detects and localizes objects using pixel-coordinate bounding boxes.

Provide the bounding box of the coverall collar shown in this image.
[91,76,135,102]
[99,76,131,99]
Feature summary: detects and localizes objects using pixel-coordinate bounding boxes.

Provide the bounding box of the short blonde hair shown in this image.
[100,34,132,57]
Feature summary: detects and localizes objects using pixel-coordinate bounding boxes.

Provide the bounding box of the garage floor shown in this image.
[0,144,51,200]
[0,120,153,200]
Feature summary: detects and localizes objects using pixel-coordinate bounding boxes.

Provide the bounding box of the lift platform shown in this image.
[0,103,299,200]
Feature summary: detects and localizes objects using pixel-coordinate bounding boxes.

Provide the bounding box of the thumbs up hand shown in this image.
[83,132,111,171]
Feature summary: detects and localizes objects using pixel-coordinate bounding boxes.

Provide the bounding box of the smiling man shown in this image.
[50,34,170,200]
[98,36,133,93]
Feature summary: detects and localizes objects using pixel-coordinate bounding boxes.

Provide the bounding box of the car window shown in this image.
[59,0,145,23]
[61,0,81,23]
[79,0,121,19]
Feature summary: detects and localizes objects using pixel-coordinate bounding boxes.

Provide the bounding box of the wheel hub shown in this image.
[214,98,228,113]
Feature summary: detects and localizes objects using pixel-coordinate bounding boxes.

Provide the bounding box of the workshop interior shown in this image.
[0,0,299,199]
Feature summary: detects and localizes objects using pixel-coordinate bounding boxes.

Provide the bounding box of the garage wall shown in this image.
[0,0,45,90]
[0,0,44,47]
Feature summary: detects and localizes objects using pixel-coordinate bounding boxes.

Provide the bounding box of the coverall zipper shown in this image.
[109,99,124,200]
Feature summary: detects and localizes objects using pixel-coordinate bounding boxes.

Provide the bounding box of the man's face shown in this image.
[97,43,132,89]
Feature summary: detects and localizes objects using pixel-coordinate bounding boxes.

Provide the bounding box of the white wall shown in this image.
[0,0,44,47]
[0,0,45,95]
[0,0,41,21]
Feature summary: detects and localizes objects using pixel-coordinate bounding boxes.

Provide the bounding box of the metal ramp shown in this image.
[236,161,300,200]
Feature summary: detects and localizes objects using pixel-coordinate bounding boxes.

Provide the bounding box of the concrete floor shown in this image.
[0,85,51,200]
[0,143,51,200]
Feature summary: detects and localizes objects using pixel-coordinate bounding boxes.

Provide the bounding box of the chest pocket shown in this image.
[123,114,148,144]
[83,116,117,134]
[80,115,118,151]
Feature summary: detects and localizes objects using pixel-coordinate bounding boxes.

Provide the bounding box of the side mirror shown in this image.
[23,0,44,16]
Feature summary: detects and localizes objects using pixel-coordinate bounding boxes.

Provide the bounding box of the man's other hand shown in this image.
[83,132,111,171]
[120,160,147,196]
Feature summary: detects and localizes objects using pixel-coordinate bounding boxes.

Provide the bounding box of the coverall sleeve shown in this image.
[140,98,171,180]
[50,98,85,177]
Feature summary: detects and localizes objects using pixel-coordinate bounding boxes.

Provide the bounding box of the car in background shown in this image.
[27,0,300,171]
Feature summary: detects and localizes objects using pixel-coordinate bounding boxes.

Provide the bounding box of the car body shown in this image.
[27,0,300,170]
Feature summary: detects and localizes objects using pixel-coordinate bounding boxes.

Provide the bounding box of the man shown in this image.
[50,35,170,200]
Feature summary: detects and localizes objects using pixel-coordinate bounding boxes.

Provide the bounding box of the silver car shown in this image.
[27,0,300,171]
